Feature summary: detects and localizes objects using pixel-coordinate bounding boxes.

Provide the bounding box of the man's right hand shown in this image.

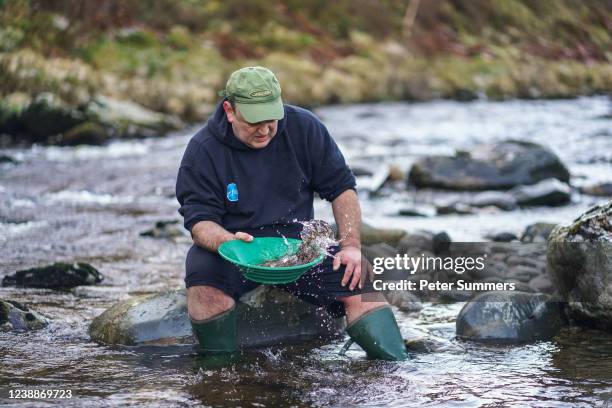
[234,232,254,242]
[191,221,254,253]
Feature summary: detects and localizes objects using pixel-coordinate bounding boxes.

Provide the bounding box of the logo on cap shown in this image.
[249,89,272,98]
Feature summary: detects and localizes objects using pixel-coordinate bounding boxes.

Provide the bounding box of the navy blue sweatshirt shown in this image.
[176,102,356,238]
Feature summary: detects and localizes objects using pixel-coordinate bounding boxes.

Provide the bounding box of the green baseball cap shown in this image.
[219,66,284,123]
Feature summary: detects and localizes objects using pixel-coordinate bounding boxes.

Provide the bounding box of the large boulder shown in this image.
[84,95,182,139]
[2,262,103,289]
[89,287,344,346]
[456,291,565,342]
[0,299,48,331]
[547,201,612,330]
[1,92,182,145]
[408,140,570,190]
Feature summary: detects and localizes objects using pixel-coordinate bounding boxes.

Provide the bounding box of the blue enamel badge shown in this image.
[226,183,239,202]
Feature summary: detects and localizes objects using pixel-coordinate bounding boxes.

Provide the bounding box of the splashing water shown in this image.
[261,220,338,267]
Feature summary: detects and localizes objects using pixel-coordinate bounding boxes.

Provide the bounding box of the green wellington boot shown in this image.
[191,306,238,354]
[345,306,409,361]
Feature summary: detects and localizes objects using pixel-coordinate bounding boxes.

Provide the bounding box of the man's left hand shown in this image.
[333,246,362,290]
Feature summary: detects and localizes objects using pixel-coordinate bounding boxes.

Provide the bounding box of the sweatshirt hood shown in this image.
[206,101,287,151]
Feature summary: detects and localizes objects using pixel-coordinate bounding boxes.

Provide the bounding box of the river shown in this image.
[1,97,611,406]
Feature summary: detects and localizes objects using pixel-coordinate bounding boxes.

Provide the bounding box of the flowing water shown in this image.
[1,97,611,407]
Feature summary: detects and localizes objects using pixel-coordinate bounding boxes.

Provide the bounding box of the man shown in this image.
[176,66,407,361]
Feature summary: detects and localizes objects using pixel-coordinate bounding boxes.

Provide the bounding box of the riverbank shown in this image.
[1,0,611,145]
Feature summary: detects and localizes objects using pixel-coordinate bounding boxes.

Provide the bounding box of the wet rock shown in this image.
[468,261,508,280]
[384,291,422,312]
[507,280,535,293]
[59,122,108,146]
[0,153,19,164]
[510,178,571,207]
[398,205,436,217]
[529,275,554,294]
[408,140,570,190]
[404,330,460,353]
[547,201,612,330]
[521,222,558,243]
[0,299,48,331]
[440,289,473,302]
[140,220,188,239]
[89,287,344,346]
[469,191,518,211]
[456,291,565,342]
[0,92,30,135]
[432,232,452,255]
[580,182,612,197]
[2,262,103,289]
[19,93,86,142]
[362,242,397,260]
[396,231,434,254]
[486,231,518,242]
[506,265,542,283]
[360,223,406,246]
[436,202,475,215]
[388,164,405,182]
[86,96,182,138]
[355,166,391,194]
[1,92,181,145]
[350,165,373,177]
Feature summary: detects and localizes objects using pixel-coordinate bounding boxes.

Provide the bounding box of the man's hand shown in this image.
[191,220,253,252]
[333,245,362,290]
[234,231,254,242]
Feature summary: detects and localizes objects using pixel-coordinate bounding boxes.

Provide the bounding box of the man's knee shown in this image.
[338,294,388,324]
[187,285,235,321]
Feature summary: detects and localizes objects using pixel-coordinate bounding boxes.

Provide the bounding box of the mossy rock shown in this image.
[89,287,344,346]
[0,299,48,331]
[547,200,612,331]
[59,121,109,146]
[16,93,86,142]
[85,96,182,138]
[2,262,103,289]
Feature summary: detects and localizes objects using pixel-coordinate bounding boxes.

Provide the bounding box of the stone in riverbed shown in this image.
[456,291,565,343]
[521,222,558,243]
[140,220,188,239]
[384,291,422,312]
[436,202,476,215]
[360,223,406,246]
[2,262,103,289]
[0,299,48,331]
[529,275,554,294]
[89,287,344,346]
[59,121,108,146]
[546,200,612,330]
[486,231,518,242]
[404,328,461,353]
[408,140,570,190]
[580,182,612,197]
[469,191,518,211]
[510,178,571,207]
